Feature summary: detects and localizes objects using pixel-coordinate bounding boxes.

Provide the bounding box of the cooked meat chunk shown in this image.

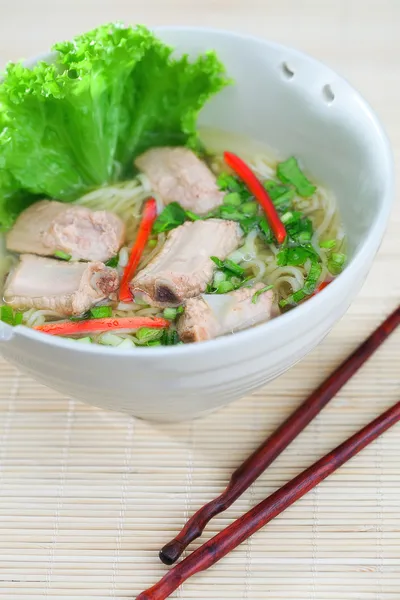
[6,200,125,262]
[3,255,119,316]
[178,283,274,343]
[131,219,243,307]
[135,147,224,215]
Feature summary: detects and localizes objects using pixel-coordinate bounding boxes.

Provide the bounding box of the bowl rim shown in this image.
[2,26,395,357]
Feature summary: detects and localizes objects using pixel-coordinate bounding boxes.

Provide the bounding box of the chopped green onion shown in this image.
[331,252,346,265]
[185,210,202,221]
[14,312,24,325]
[105,255,119,268]
[210,256,245,276]
[213,270,227,286]
[297,230,312,243]
[54,250,72,261]
[328,252,346,275]
[148,239,158,248]
[281,211,295,224]
[219,205,243,221]
[252,285,273,304]
[277,157,317,197]
[74,336,93,344]
[99,333,124,346]
[153,202,186,233]
[280,262,322,308]
[230,276,242,287]
[118,338,135,349]
[303,262,323,294]
[1,306,15,326]
[90,306,112,319]
[163,307,179,321]
[223,192,242,206]
[240,201,258,216]
[216,280,235,294]
[217,173,238,191]
[320,239,336,249]
[136,327,165,344]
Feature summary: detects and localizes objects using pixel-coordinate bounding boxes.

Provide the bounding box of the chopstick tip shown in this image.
[159,541,183,565]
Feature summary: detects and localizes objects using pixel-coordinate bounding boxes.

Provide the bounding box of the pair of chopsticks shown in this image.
[136,305,400,600]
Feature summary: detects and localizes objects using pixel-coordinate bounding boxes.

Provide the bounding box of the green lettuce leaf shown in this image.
[0,23,229,229]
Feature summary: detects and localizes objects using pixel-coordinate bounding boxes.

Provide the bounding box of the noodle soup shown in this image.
[1,133,346,347]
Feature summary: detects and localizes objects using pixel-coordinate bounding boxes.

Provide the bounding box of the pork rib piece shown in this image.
[131,219,243,307]
[135,147,224,215]
[177,283,274,343]
[6,200,125,262]
[4,254,119,316]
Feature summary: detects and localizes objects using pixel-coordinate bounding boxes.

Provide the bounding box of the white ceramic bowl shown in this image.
[0,28,394,422]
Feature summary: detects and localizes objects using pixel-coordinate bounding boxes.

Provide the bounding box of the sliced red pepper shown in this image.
[312,280,331,296]
[119,197,158,302]
[223,151,287,244]
[35,316,169,337]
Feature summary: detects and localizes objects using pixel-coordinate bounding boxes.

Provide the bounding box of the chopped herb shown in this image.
[1,306,16,326]
[136,327,165,344]
[148,239,158,248]
[258,217,273,243]
[185,210,202,221]
[153,202,186,233]
[90,306,113,319]
[277,245,319,267]
[264,181,295,207]
[252,285,273,304]
[277,157,316,197]
[105,255,119,268]
[223,192,242,206]
[54,250,72,261]
[210,256,245,276]
[285,215,314,243]
[239,215,261,234]
[320,239,336,249]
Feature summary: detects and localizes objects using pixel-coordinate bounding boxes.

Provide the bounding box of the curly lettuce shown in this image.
[0,23,229,229]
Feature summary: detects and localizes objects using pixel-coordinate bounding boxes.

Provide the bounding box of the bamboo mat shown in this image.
[1,1,400,598]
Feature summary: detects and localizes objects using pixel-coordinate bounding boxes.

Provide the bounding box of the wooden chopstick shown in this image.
[160,305,400,565]
[136,399,400,600]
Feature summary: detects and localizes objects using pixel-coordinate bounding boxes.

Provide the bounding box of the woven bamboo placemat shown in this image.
[1,1,400,598]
